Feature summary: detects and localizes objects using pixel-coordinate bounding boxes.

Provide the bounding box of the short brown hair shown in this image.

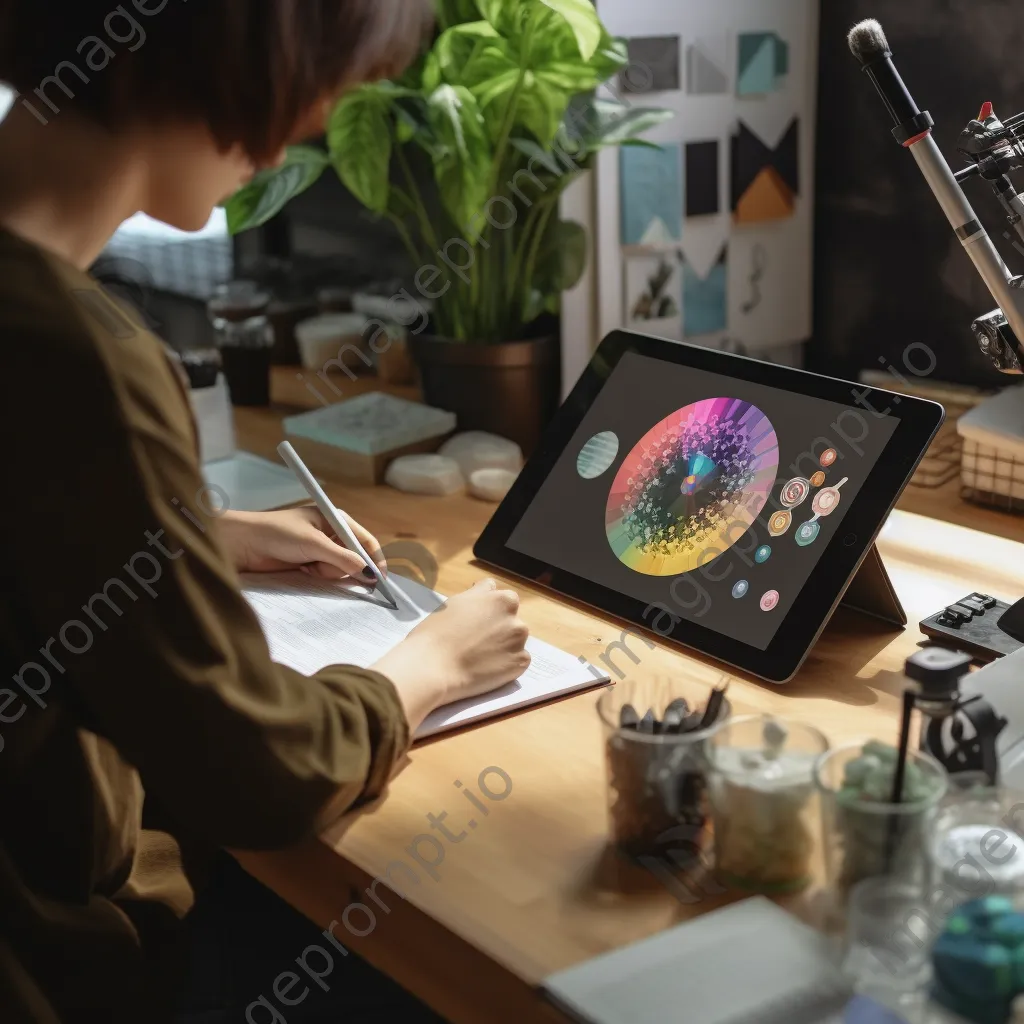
[0,1,433,160]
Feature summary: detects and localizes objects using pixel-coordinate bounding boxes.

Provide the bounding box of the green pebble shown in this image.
[862,740,898,762]
[982,896,1016,917]
[836,786,861,807]
[1014,943,1024,988]
[988,946,1014,993]
[993,913,1024,946]
[946,914,971,935]
[863,773,894,802]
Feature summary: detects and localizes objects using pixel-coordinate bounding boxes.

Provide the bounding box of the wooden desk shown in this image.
[232,370,1024,1024]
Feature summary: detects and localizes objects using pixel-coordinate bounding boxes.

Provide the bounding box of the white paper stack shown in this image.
[242,571,610,739]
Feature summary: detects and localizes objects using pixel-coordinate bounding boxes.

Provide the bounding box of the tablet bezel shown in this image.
[473,331,945,683]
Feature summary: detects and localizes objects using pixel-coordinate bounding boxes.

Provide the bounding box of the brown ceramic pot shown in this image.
[409,334,561,455]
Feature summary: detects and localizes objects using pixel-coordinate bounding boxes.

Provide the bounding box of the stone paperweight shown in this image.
[439,431,523,478]
[385,455,465,496]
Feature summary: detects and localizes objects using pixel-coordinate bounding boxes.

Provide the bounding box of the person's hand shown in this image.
[373,579,531,732]
[218,508,386,582]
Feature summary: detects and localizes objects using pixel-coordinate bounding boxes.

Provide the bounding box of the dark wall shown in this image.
[813,0,1024,387]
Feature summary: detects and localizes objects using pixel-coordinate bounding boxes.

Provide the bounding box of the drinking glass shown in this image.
[597,676,730,863]
[815,744,948,904]
[707,714,829,893]
[842,876,934,1023]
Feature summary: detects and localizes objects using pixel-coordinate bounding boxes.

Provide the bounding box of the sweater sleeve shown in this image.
[2,312,410,851]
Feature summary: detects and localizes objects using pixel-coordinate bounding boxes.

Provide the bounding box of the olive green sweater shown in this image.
[0,226,410,1022]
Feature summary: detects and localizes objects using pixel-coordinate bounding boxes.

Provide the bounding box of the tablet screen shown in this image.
[507,351,901,651]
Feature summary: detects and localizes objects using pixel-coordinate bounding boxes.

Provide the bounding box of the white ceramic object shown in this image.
[440,431,523,479]
[468,468,518,502]
[295,313,369,371]
[190,375,236,464]
[385,455,465,496]
[352,292,432,330]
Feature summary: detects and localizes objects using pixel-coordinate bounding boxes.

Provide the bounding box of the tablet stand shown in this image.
[838,544,907,628]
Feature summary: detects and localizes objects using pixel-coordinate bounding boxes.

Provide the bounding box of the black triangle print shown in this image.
[730,118,801,212]
[731,123,771,210]
[775,119,800,196]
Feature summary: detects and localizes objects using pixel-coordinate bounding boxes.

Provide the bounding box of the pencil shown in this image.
[277,441,399,610]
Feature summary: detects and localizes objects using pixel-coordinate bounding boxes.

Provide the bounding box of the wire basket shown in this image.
[956,384,1024,516]
[960,440,1024,513]
[911,416,963,490]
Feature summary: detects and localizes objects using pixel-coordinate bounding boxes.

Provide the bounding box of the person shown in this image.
[0,3,532,1022]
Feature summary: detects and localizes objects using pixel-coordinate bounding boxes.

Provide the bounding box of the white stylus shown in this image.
[277,441,399,610]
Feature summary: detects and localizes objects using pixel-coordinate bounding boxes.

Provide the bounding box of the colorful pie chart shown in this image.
[605,398,779,576]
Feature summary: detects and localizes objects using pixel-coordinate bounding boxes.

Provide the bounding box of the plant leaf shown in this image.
[541,219,588,293]
[509,73,565,146]
[223,146,329,234]
[437,0,483,30]
[563,95,674,154]
[538,0,602,60]
[588,36,629,80]
[526,218,588,324]
[522,288,547,325]
[509,137,566,176]
[327,88,394,213]
[427,85,492,234]
[432,21,503,86]
[473,0,511,30]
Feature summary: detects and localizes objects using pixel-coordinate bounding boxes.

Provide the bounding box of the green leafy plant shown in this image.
[225,0,672,342]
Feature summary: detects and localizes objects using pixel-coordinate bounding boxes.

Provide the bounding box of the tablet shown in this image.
[474,332,945,683]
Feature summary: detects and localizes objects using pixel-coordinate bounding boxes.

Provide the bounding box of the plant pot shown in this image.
[409,334,561,455]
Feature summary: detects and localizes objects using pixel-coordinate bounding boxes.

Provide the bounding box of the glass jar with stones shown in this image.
[816,742,948,905]
[597,676,731,863]
[707,714,829,894]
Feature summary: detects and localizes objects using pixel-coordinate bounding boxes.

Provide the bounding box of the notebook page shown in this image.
[241,572,609,738]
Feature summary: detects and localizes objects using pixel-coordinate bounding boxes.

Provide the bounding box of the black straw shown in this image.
[890,689,916,805]
[885,688,917,871]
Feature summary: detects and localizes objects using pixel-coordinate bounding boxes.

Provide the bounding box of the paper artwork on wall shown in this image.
[621,36,682,94]
[731,118,799,224]
[737,31,789,96]
[686,34,729,95]
[624,253,683,341]
[739,243,768,315]
[685,140,721,217]
[684,245,728,337]
[620,144,684,245]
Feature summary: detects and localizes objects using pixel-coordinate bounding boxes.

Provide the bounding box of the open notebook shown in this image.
[241,572,611,739]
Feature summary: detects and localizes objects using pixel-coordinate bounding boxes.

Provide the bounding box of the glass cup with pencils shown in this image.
[597,675,731,864]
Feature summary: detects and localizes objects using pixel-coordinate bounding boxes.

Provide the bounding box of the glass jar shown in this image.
[707,714,829,894]
[597,676,731,863]
[816,743,948,905]
[207,281,274,406]
[928,785,1024,921]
